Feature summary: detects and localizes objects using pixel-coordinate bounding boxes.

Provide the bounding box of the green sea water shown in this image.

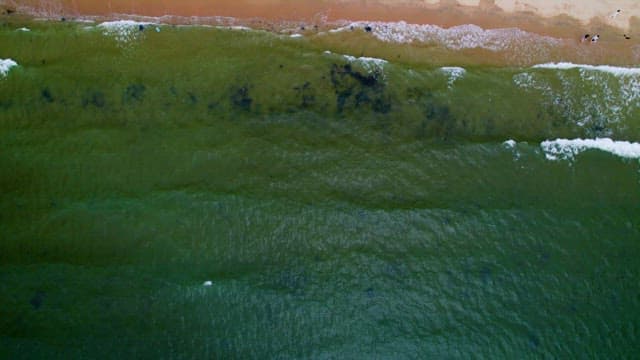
[1,20,640,358]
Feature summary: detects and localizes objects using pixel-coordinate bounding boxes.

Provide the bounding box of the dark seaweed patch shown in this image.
[335,88,353,113]
[0,99,12,110]
[365,287,375,298]
[372,97,392,114]
[528,333,540,349]
[81,91,106,108]
[230,85,252,111]
[275,269,307,295]
[187,91,198,105]
[293,81,315,108]
[416,95,455,139]
[588,119,609,137]
[123,83,146,104]
[29,291,45,310]
[41,88,54,103]
[329,63,388,113]
[424,102,450,121]
[355,90,370,107]
[331,63,379,88]
[207,101,219,111]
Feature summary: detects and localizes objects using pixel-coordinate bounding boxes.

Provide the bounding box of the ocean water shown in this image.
[1,19,640,358]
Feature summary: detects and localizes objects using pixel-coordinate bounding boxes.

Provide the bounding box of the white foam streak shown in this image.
[0,59,18,77]
[332,21,560,54]
[343,55,387,66]
[98,20,153,43]
[533,63,640,76]
[324,51,387,74]
[440,67,466,87]
[541,138,640,160]
[215,25,251,31]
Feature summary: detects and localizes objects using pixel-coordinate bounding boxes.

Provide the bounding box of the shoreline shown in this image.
[4,0,640,34]
[2,1,640,66]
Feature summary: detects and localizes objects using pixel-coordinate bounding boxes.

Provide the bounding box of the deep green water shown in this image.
[1,20,640,358]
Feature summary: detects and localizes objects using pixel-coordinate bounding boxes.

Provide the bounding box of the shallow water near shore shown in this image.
[1,19,640,358]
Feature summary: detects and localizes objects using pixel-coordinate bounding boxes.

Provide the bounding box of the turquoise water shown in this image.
[1,20,640,358]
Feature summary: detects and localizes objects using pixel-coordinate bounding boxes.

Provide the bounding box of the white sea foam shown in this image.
[290,33,303,38]
[342,55,387,66]
[440,67,466,87]
[324,51,387,74]
[503,139,517,148]
[203,280,213,286]
[533,63,640,76]
[541,138,640,160]
[332,21,560,56]
[0,59,18,77]
[215,25,251,31]
[98,20,153,43]
[17,27,31,32]
[515,63,640,132]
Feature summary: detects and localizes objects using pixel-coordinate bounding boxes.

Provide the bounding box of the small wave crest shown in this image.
[0,59,18,77]
[533,63,640,76]
[541,138,640,160]
[514,63,640,133]
[323,51,387,74]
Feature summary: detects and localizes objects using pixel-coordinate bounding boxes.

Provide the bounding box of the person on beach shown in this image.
[610,9,622,19]
[581,34,590,42]
[591,34,600,43]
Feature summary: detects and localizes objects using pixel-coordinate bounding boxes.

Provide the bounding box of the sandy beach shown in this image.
[5,0,640,32]
[4,0,638,65]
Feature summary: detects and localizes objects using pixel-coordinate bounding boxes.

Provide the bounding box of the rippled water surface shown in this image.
[1,20,639,358]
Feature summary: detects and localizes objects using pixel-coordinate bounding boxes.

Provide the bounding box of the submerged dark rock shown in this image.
[365,287,375,298]
[30,291,45,310]
[207,101,219,111]
[293,81,315,108]
[0,99,12,110]
[123,83,146,104]
[331,63,379,88]
[187,91,198,104]
[41,88,54,103]
[371,97,392,114]
[82,91,106,108]
[230,85,252,111]
[412,93,456,139]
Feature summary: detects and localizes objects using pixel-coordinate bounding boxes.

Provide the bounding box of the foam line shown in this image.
[541,138,640,160]
[533,63,640,76]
